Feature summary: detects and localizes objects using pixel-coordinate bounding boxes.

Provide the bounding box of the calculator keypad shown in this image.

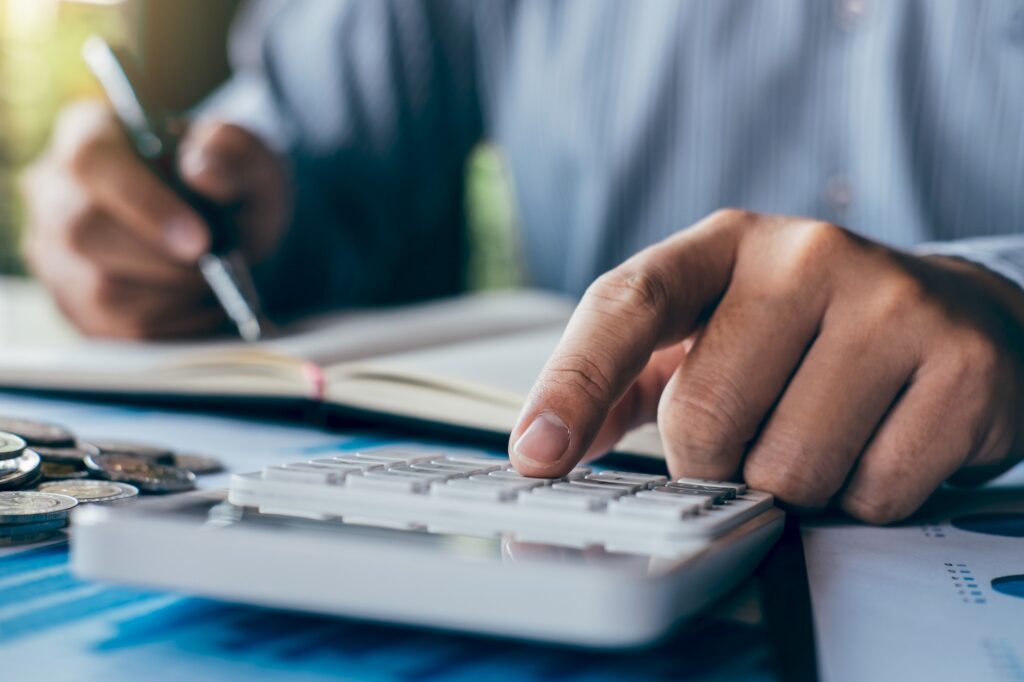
[231,447,773,550]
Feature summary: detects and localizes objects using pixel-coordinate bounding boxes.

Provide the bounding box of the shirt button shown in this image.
[835,0,868,29]
[824,175,853,217]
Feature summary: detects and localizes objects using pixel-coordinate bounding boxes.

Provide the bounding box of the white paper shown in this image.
[802,468,1024,682]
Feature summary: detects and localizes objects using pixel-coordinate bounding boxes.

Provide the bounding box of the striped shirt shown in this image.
[206,0,1024,314]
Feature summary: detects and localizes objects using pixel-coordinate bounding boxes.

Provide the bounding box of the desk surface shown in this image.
[0,391,804,682]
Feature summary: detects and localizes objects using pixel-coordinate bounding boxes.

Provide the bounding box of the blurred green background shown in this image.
[0,0,518,289]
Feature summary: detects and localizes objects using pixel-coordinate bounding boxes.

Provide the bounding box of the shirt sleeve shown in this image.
[916,237,1024,292]
[197,0,484,318]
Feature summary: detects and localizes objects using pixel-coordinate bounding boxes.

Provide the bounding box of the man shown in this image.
[22,0,1024,523]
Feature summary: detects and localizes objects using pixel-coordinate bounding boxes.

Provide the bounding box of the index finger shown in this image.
[509,210,745,476]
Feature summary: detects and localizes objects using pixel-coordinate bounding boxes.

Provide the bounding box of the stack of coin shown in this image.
[0,417,225,501]
[0,491,78,545]
[0,432,42,491]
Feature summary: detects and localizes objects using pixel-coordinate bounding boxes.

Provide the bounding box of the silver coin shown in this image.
[40,462,90,481]
[0,518,67,537]
[38,480,139,504]
[89,439,176,465]
[85,453,195,494]
[0,491,78,523]
[34,442,100,466]
[0,418,76,447]
[0,450,42,491]
[173,453,225,476]
[0,431,27,461]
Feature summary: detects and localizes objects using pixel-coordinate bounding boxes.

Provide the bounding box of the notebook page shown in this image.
[273,290,573,366]
[326,327,564,401]
[0,280,572,397]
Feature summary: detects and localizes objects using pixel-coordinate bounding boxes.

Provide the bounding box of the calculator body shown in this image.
[71,489,783,647]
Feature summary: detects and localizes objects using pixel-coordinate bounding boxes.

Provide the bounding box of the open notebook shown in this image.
[0,283,663,458]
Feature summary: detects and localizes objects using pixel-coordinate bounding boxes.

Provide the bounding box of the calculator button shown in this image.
[608,496,704,520]
[637,488,714,509]
[520,486,610,510]
[311,456,384,472]
[345,470,435,493]
[586,471,668,488]
[565,466,593,480]
[468,475,546,489]
[553,481,633,497]
[569,475,638,491]
[378,465,461,481]
[432,478,534,501]
[487,469,547,481]
[262,463,354,485]
[487,468,526,478]
[663,483,730,504]
[436,453,508,468]
[351,451,438,465]
[673,478,747,496]
[426,459,503,473]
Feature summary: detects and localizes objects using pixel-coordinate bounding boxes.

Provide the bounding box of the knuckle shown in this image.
[948,329,1001,383]
[869,272,930,323]
[841,493,912,525]
[202,122,255,154]
[541,353,615,405]
[183,122,261,178]
[80,268,122,310]
[776,221,851,281]
[708,207,757,226]
[586,265,669,320]
[660,371,748,455]
[62,205,104,254]
[65,131,116,176]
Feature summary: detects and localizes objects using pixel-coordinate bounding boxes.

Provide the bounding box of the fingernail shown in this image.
[513,411,570,466]
[163,217,207,261]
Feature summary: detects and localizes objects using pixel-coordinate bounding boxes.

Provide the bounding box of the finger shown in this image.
[28,184,204,286]
[179,122,265,203]
[22,165,200,285]
[70,218,205,285]
[657,269,826,483]
[839,350,994,524]
[30,237,216,339]
[738,317,915,510]
[60,110,209,262]
[510,209,745,476]
[179,121,287,261]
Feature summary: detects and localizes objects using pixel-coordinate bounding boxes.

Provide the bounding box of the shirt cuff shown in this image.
[916,236,1024,292]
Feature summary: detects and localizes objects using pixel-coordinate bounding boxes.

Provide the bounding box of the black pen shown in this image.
[81,35,267,343]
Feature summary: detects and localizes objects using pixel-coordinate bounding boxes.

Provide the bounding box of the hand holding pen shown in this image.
[20,37,287,340]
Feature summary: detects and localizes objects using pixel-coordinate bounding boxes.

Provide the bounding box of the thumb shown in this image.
[178,121,287,262]
[178,121,258,204]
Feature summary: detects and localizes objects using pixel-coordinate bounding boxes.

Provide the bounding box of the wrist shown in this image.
[924,254,1024,324]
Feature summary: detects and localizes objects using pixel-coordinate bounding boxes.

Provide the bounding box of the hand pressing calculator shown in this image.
[72,446,783,647]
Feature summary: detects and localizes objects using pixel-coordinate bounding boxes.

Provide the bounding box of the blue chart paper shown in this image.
[0,393,775,681]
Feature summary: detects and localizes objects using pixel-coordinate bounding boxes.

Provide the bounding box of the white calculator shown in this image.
[71,446,784,647]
